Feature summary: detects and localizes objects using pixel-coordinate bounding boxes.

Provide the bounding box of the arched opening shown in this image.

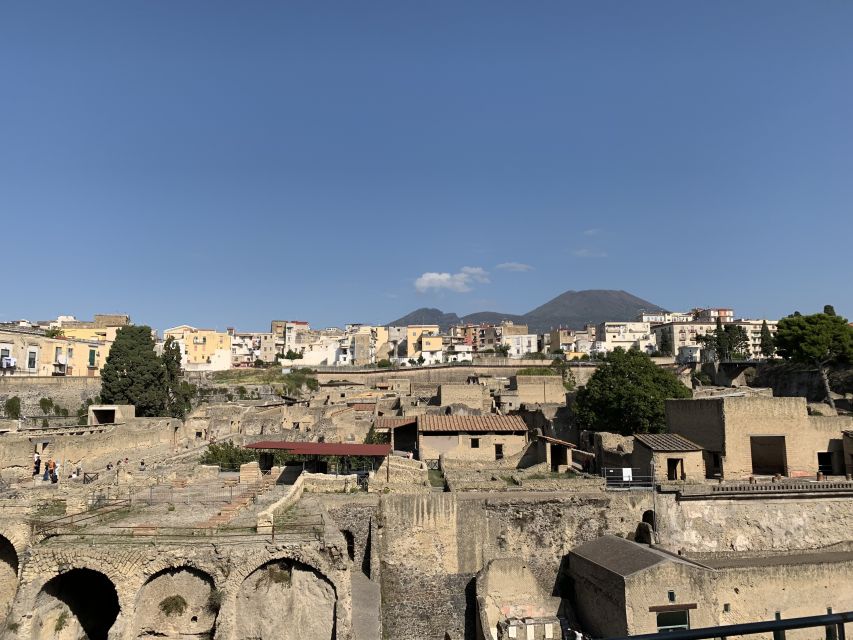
[132,566,218,639]
[642,509,656,531]
[32,568,119,640]
[0,535,18,626]
[340,530,355,562]
[236,559,336,640]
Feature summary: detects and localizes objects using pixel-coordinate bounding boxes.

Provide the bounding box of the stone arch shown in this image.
[31,568,120,640]
[0,534,19,627]
[132,566,218,639]
[235,558,338,640]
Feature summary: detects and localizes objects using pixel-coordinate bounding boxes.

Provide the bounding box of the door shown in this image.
[817,452,834,475]
[494,444,504,460]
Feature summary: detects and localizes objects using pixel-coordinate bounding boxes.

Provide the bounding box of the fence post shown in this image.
[774,612,785,640]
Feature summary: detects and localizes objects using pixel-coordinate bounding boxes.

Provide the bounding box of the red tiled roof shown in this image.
[375,417,417,430]
[348,403,376,412]
[245,441,391,456]
[417,415,528,433]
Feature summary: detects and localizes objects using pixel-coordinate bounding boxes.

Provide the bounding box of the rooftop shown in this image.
[570,535,704,577]
[417,414,528,433]
[634,433,703,452]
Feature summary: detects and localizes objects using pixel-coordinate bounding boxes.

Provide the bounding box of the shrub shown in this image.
[3,397,21,419]
[516,367,558,376]
[377,359,392,368]
[159,595,188,616]
[39,397,54,414]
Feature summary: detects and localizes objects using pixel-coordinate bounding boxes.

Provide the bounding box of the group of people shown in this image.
[32,453,58,484]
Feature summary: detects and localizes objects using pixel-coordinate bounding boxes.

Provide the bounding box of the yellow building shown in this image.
[0,328,108,377]
[163,325,232,371]
[406,325,441,359]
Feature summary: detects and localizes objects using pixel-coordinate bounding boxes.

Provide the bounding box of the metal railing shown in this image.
[602,610,852,640]
[602,467,653,490]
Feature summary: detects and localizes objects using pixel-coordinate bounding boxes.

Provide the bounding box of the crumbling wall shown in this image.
[378,491,650,639]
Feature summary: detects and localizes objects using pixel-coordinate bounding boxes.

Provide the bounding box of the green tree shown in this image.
[724,325,751,360]
[4,396,21,419]
[284,349,302,363]
[658,330,673,357]
[574,348,691,435]
[100,326,168,417]
[494,344,511,357]
[161,336,194,418]
[44,327,64,338]
[376,359,393,368]
[760,320,775,359]
[775,307,853,410]
[364,423,390,444]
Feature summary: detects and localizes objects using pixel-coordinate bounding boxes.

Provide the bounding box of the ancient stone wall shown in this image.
[0,376,101,417]
[377,491,651,639]
[315,364,597,387]
[655,492,853,552]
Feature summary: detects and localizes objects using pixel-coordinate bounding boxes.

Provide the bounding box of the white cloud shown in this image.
[573,248,608,258]
[415,266,489,293]
[582,228,601,236]
[496,262,534,272]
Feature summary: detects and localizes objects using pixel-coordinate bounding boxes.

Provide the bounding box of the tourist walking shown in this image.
[33,452,41,477]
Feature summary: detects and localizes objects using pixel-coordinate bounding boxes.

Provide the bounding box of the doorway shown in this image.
[817,452,834,475]
[750,436,787,475]
[494,444,504,460]
[666,458,683,481]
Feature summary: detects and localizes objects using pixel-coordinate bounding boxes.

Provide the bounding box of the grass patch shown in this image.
[35,500,67,517]
[257,563,292,588]
[54,610,69,632]
[159,595,188,617]
[427,469,445,488]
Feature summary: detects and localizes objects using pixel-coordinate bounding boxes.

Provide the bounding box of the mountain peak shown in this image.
[387,289,665,333]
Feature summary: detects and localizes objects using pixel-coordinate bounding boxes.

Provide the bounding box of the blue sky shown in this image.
[2,2,852,331]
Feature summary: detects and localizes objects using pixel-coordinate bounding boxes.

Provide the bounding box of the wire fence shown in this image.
[602,467,654,490]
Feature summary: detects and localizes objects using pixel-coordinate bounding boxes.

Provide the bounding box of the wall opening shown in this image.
[132,566,218,639]
[236,559,336,640]
[750,436,787,475]
[91,409,116,425]
[666,458,683,481]
[341,530,355,561]
[34,568,120,640]
[0,535,18,627]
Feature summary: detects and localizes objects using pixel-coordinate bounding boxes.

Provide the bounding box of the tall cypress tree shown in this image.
[658,329,674,357]
[100,326,167,417]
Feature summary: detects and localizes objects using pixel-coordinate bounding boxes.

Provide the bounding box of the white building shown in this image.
[594,322,656,354]
[501,333,539,358]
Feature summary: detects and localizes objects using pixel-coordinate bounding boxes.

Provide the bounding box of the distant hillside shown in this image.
[389,308,462,329]
[523,289,666,333]
[388,289,665,333]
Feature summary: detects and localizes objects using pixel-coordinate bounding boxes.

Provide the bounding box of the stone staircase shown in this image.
[197,473,277,529]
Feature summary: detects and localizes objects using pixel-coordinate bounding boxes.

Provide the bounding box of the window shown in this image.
[68,348,73,359]
[89,349,96,367]
[657,610,689,632]
[55,347,62,361]
[471,438,480,449]
[28,351,37,369]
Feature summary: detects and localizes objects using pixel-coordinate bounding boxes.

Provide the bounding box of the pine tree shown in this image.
[760,320,775,359]
[100,326,167,417]
[775,307,853,410]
